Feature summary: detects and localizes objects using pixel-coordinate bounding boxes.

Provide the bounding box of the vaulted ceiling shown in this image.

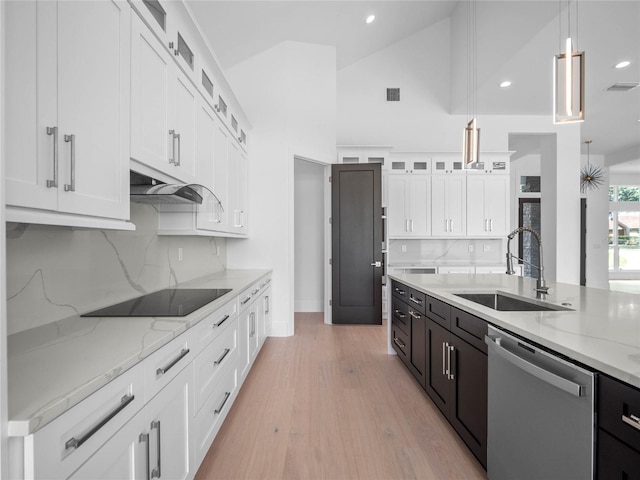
[187,1,640,167]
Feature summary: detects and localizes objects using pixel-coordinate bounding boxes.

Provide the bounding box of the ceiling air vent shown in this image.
[605,82,639,92]
[386,88,400,102]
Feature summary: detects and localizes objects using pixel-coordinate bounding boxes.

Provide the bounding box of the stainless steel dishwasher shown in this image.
[485,325,595,480]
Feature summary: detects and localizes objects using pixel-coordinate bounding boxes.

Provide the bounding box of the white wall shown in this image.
[294,159,325,312]
[225,41,336,337]
[610,171,640,186]
[582,153,609,289]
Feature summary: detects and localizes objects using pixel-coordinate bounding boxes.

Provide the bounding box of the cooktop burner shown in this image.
[82,288,232,317]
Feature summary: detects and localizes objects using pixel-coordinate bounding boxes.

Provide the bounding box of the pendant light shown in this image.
[553,0,585,123]
[463,0,480,167]
[580,140,605,193]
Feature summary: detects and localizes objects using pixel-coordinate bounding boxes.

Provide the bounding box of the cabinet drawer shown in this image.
[144,332,193,402]
[407,288,426,315]
[450,307,488,353]
[391,322,410,365]
[599,375,640,451]
[391,298,409,335]
[193,317,238,414]
[597,428,640,479]
[191,298,238,356]
[391,281,409,301]
[425,295,450,329]
[194,366,238,467]
[238,282,258,311]
[28,362,145,480]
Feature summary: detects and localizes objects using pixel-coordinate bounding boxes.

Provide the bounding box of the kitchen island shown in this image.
[389,273,640,388]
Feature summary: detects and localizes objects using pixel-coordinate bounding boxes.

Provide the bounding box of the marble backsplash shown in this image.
[388,238,505,265]
[6,203,226,335]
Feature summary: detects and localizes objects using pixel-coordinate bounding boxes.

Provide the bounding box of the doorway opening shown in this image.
[518,198,541,278]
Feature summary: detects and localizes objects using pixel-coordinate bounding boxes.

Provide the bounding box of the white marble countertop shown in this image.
[389,273,640,389]
[7,269,270,436]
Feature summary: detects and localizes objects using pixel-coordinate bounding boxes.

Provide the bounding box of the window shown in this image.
[520,176,541,193]
[142,0,166,31]
[609,185,640,272]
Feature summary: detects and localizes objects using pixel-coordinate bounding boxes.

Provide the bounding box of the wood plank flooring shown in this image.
[195,313,487,480]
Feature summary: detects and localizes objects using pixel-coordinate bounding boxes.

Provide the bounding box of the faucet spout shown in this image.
[505,227,549,297]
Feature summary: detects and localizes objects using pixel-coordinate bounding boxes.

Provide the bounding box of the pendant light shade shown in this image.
[463,118,480,166]
[553,1,585,123]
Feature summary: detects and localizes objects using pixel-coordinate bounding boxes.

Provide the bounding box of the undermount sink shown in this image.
[454,292,573,312]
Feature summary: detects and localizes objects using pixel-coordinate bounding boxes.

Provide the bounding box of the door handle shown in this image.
[151,420,161,479]
[168,129,176,164]
[370,261,382,267]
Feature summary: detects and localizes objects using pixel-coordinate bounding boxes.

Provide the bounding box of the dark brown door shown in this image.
[331,164,382,324]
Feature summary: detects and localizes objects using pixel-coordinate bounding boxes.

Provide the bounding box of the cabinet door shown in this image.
[68,412,146,480]
[597,429,640,480]
[450,336,487,468]
[425,319,451,416]
[409,310,427,388]
[483,176,509,236]
[195,100,222,230]
[213,118,231,230]
[56,0,130,219]
[173,69,197,182]
[228,141,248,234]
[446,175,466,235]
[4,0,58,211]
[431,176,448,236]
[408,177,430,236]
[131,13,174,174]
[145,366,192,480]
[466,177,487,236]
[238,305,251,382]
[387,176,409,236]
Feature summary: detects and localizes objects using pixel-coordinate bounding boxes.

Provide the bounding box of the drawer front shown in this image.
[194,366,238,467]
[31,362,145,479]
[238,282,258,312]
[191,298,239,356]
[407,288,426,315]
[391,298,409,335]
[599,374,640,451]
[425,295,450,329]
[391,322,410,365]
[144,331,193,402]
[193,317,239,413]
[391,281,408,301]
[450,307,488,353]
[597,428,640,479]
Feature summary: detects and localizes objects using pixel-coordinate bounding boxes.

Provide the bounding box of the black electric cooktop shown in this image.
[82,288,232,317]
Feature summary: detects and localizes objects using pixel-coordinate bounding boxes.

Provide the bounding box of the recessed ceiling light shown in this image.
[615,60,631,69]
[366,14,375,24]
[499,81,512,88]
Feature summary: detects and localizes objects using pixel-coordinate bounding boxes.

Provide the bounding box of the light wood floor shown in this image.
[195,313,487,480]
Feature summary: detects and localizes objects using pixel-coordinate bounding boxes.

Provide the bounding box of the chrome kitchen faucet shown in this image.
[506,227,549,298]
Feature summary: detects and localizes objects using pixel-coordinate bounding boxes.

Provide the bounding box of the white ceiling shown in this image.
[187,0,640,166]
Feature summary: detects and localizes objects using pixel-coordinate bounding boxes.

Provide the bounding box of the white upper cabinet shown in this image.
[466,176,510,236]
[131,13,197,184]
[431,175,467,236]
[5,0,132,229]
[387,176,431,238]
[431,153,465,175]
[388,154,431,175]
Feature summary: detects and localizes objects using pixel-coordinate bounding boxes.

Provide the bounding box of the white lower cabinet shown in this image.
[10,277,272,480]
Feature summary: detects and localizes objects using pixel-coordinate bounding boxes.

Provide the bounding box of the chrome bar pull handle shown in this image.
[450,219,454,232]
[139,433,151,480]
[213,314,230,328]
[622,414,640,432]
[215,391,231,414]
[175,132,181,166]
[46,126,58,188]
[65,394,135,451]
[448,345,455,380]
[214,348,231,365]
[64,134,75,192]
[442,342,447,376]
[168,129,176,164]
[489,219,493,231]
[408,310,420,319]
[156,348,190,377]
[150,421,161,479]
[393,337,406,349]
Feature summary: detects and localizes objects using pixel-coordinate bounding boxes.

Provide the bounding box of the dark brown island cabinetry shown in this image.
[391,280,488,469]
[597,375,640,479]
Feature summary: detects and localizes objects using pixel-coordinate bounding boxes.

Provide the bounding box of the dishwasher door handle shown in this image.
[485,335,586,397]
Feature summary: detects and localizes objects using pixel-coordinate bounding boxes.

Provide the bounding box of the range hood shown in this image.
[129,172,223,217]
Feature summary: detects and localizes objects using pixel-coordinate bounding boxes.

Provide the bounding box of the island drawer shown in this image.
[597,428,640,478]
[598,375,640,452]
[391,322,410,366]
[391,298,409,335]
[424,295,450,329]
[450,307,488,353]
[391,281,409,300]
